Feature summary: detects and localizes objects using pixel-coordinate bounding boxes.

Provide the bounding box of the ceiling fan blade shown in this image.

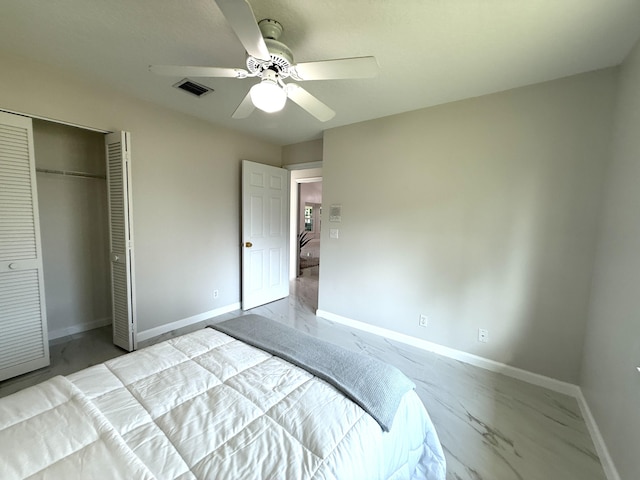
[286,84,335,122]
[290,56,379,81]
[232,91,255,119]
[150,65,248,78]
[214,0,271,61]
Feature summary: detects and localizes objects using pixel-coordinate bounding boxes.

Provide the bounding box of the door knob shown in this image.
[245,242,253,248]
[8,263,17,270]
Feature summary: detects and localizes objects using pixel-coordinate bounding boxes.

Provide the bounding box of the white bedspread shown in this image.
[0,328,446,479]
[0,375,154,479]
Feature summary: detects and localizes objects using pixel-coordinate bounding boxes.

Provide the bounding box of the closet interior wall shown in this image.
[32,119,111,340]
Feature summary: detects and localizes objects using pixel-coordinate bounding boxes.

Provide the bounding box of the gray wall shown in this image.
[282,139,323,166]
[319,69,617,383]
[580,40,640,480]
[33,120,111,338]
[0,52,281,335]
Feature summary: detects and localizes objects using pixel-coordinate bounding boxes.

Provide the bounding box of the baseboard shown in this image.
[575,390,621,480]
[316,310,579,397]
[48,317,112,341]
[136,303,240,343]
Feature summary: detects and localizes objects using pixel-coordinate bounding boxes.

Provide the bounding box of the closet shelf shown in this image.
[36,168,106,179]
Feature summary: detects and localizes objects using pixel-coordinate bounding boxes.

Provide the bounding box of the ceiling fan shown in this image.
[150,0,379,122]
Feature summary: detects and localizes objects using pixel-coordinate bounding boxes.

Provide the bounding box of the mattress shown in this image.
[0,326,446,479]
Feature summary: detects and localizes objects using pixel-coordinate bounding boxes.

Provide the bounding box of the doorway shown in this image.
[288,165,322,281]
[298,181,322,277]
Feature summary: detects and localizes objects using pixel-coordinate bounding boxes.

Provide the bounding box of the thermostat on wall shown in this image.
[329,204,342,222]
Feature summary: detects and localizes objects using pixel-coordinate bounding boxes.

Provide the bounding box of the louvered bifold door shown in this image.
[105,131,136,351]
[0,111,49,381]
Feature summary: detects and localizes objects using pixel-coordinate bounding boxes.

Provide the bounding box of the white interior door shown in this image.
[0,111,49,381]
[105,131,137,351]
[242,160,289,310]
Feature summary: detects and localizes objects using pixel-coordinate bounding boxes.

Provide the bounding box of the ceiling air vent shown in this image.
[173,78,213,97]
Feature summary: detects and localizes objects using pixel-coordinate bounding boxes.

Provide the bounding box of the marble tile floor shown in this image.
[0,266,606,480]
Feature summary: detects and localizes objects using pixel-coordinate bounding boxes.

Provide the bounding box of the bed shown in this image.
[0,315,446,479]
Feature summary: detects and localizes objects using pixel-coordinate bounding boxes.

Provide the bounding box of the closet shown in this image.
[32,119,112,341]
[0,111,135,381]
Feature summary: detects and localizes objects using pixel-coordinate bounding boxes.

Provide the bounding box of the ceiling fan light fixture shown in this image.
[250,71,287,113]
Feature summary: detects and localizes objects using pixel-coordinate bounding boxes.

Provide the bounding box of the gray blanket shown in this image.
[211,315,415,432]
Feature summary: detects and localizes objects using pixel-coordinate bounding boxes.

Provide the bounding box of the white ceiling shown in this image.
[1,0,639,146]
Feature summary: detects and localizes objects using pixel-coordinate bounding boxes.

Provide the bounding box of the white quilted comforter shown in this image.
[0,328,446,479]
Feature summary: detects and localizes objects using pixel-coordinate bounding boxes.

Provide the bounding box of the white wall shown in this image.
[0,52,281,335]
[33,120,111,339]
[319,69,617,383]
[580,40,640,480]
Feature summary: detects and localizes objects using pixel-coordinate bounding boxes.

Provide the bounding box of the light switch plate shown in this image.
[330,228,339,239]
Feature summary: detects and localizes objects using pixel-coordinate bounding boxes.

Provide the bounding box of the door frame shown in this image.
[286,163,323,280]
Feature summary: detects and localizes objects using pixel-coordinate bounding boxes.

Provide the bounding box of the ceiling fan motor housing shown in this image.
[246,19,294,77]
[258,19,283,40]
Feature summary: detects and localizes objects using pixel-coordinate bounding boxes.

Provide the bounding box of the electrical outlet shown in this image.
[419,314,428,327]
[213,290,219,299]
[478,328,489,343]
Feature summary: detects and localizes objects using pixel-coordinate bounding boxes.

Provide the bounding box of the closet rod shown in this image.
[36,167,106,180]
